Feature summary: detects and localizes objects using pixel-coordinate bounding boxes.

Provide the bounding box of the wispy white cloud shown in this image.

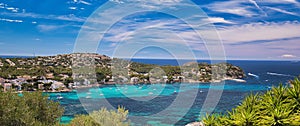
[55,14,85,22]
[0,18,23,23]
[204,0,300,17]
[109,0,124,4]
[282,0,298,3]
[263,0,298,4]
[79,0,92,5]
[249,0,260,9]
[0,12,86,22]
[281,54,297,58]
[264,6,298,16]
[68,0,300,59]
[107,19,300,48]
[37,24,66,32]
[248,0,267,16]
[109,0,184,9]
[205,17,235,24]
[202,21,300,44]
[223,39,300,60]
[100,17,300,59]
[68,7,77,10]
[205,1,258,17]
[6,7,17,11]
[71,0,92,5]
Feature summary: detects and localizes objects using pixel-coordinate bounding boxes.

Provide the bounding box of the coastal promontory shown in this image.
[0,53,245,92]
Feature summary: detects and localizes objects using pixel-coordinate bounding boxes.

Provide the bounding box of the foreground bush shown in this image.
[0,92,64,126]
[69,107,130,126]
[203,78,300,126]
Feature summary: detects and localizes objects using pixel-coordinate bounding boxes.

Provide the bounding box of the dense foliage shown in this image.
[202,78,300,126]
[0,91,130,126]
[69,107,130,126]
[0,92,64,126]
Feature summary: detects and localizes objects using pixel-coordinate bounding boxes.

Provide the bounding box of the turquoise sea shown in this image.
[47,60,300,126]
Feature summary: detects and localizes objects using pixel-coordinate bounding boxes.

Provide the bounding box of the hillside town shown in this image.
[0,53,245,92]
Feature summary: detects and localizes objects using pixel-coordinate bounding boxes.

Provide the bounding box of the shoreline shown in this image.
[10,78,246,94]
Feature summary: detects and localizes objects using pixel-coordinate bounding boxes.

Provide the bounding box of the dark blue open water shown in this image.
[46,59,300,125]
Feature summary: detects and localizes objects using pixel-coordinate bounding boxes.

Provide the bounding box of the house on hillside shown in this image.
[130,77,139,84]
[0,78,5,88]
[51,81,65,90]
[46,73,54,79]
[38,79,54,84]
[3,83,12,92]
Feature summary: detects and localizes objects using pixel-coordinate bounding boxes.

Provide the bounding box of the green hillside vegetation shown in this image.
[0,91,130,126]
[202,78,300,126]
[0,92,64,126]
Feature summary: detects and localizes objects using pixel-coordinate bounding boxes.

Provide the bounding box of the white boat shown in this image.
[231,79,246,83]
[57,96,63,100]
[267,72,292,77]
[56,94,63,100]
[248,73,259,78]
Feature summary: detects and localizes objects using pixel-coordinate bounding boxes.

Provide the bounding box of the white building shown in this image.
[51,81,65,90]
[4,83,12,92]
[130,77,139,84]
[0,78,4,85]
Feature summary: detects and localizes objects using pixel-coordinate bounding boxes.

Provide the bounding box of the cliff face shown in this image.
[226,64,245,79]
[0,53,245,83]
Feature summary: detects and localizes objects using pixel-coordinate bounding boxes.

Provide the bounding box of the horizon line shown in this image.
[0,53,299,61]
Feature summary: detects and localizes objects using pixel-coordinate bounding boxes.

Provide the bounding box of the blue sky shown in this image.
[0,0,300,60]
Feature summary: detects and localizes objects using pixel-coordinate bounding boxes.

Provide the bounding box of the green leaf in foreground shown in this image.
[202,78,300,126]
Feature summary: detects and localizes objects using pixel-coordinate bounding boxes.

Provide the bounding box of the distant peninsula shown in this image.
[0,53,245,92]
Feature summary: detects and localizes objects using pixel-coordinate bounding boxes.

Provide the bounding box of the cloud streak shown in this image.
[248,0,267,16]
[204,1,258,17]
[205,17,235,24]
[265,6,299,16]
[0,12,86,22]
[203,21,300,44]
[37,24,67,32]
[0,18,23,23]
[281,54,297,58]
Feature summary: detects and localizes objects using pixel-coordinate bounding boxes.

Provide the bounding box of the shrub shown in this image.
[0,92,64,126]
[69,107,130,126]
[202,78,300,126]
